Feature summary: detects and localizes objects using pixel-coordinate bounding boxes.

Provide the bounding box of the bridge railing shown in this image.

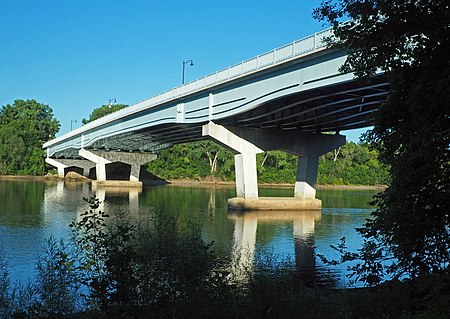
[132,28,333,110]
[44,28,333,148]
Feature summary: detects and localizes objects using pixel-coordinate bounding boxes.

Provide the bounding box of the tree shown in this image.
[0,99,60,175]
[314,1,450,280]
[317,142,389,185]
[82,103,128,124]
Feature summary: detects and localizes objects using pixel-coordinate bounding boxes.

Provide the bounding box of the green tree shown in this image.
[0,99,60,175]
[318,142,389,185]
[314,1,450,280]
[82,103,128,124]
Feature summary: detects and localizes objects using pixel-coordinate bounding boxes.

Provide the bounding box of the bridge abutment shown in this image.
[202,122,345,210]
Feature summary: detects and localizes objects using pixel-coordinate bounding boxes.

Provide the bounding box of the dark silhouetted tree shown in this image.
[314,0,450,280]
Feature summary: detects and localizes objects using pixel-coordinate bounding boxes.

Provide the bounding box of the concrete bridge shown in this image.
[43,28,388,210]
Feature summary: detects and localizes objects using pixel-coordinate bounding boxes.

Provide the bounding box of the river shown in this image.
[0,178,379,287]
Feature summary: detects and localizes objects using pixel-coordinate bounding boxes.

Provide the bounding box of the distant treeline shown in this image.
[0,100,389,185]
[147,140,390,186]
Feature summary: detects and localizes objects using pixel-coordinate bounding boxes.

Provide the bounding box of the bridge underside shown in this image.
[52,75,387,159]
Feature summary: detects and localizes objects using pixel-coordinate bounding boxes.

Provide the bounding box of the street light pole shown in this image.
[108,98,116,108]
[70,119,77,131]
[182,59,194,84]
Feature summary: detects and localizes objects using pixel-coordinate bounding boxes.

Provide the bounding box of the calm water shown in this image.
[0,179,379,287]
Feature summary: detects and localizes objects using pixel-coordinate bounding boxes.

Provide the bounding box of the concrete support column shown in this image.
[79,149,157,182]
[45,158,67,177]
[79,149,110,181]
[46,157,95,178]
[294,155,319,200]
[202,122,263,199]
[234,153,259,198]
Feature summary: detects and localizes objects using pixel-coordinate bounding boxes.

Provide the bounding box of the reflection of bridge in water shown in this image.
[42,181,142,222]
[229,210,321,284]
[40,184,348,285]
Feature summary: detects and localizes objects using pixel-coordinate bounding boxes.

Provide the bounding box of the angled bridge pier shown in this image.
[78,149,157,184]
[46,150,157,187]
[45,157,96,178]
[202,122,345,210]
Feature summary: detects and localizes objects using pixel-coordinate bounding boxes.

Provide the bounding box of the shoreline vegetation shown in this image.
[0,193,447,318]
[0,174,387,190]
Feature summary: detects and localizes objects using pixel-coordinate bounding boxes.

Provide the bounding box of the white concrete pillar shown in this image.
[52,158,96,177]
[234,153,259,198]
[45,158,67,177]
[79,149,156,182]
[294,155,319,200]
[79,149,111,181]
[202,122,263,199]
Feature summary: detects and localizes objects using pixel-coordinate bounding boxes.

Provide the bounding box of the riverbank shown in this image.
[0,174,387,190]
[167,178,387,190]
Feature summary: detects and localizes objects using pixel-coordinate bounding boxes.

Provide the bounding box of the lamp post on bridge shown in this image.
[182,59,194,84]
[70,119,77,131]
[108,98,116,108]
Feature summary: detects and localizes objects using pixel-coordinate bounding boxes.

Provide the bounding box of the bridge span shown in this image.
[43,28,388,210]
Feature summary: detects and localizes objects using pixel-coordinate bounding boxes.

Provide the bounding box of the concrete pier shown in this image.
[202,121,345,210]
[228,197,322,211]
[92,180,143,189]
[45,158,95,177]
[77,149,157,182]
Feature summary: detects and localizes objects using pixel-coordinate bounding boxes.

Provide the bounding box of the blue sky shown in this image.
[1,0,367,141]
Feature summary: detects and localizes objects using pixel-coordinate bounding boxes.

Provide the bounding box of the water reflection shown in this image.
[0,180,377,287]
[228,210,321,285]
[91,183,141,216]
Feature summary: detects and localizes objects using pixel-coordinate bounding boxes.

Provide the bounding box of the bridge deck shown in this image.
[44,28,388,159]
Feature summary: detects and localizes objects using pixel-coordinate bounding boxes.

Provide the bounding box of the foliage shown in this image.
[2,201,450,317]
[147,141,235,181]
[0,99,60,175]
[81,104,128,124]
[147,140,389,185]
[0,238,81,318]
[34,237,80,316]
[68,196,231,314]
[318,237,393,287]
[318,142,390,185]
[314,0,450,281]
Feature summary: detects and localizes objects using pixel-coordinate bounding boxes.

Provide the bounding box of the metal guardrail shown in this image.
[134,28,332,109]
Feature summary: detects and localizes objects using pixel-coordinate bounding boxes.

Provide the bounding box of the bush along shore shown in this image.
[1,197,449,319]
[146,141,390,186]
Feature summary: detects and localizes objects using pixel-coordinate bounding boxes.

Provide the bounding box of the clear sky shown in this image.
[1,0,367,142]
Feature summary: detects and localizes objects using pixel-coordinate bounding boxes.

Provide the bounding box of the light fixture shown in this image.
[182,59,194,84]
